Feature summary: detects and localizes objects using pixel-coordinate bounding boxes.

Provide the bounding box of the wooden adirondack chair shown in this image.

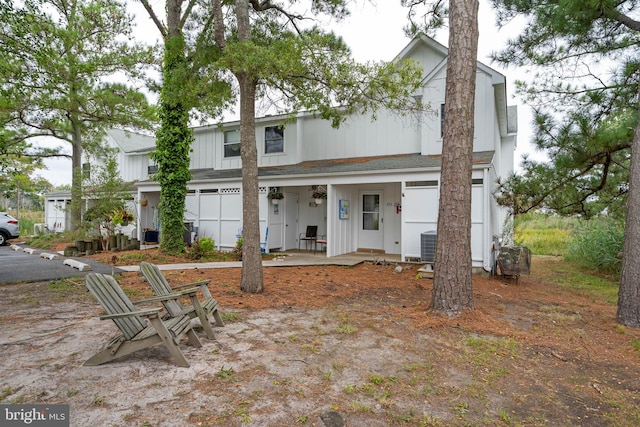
[84,272,202,367]
[140,261,224,340]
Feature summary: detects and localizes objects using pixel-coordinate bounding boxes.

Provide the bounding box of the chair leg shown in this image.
[212,308,225,327]
[189,294,216,339]
[147,315,191,368]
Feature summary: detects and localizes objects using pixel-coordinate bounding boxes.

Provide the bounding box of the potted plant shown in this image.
[111,208,134,226]
[268,188,284,204]
[312,186,327,204]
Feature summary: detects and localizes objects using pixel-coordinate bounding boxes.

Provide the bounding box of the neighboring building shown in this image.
[43,129,155,236]
[45,34,517,271]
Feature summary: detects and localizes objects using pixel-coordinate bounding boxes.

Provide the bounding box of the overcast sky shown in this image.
[37,0,538,187]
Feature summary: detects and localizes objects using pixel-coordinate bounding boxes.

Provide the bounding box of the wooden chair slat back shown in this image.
[85,272,146,340]
[140,261,184,317]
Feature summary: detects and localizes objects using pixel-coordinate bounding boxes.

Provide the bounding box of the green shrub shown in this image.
[565,219,624,277]
[185,237,216,260]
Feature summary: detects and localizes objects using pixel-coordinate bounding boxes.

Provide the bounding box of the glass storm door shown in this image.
[358,192,384,251]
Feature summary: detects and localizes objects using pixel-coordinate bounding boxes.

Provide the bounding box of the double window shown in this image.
[225,126,284,157]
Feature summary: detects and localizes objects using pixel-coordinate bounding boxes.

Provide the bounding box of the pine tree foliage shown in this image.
[490,0,640,326]
[0,0,156,230]
[491,0,640,218]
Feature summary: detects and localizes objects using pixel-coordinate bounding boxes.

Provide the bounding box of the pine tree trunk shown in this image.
[70,122,83,231]
[431,0,479,315]
[236,0,264,293]
[616,84,640,327]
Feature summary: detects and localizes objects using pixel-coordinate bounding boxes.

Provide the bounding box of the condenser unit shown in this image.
[420,230,437,263]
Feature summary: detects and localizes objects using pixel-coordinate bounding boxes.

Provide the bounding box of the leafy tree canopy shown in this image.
[0,0,157,228]
[199,1,426,125]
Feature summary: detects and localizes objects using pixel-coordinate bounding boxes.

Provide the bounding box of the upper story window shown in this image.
[440,103,445,138]
[224,129,240,158]
[82,162,91,179]
[265,126,284,154]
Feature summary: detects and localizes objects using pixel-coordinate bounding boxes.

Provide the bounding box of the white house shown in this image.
[45,34,517,271]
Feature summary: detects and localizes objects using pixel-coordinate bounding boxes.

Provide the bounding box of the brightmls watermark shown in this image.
[1,404,69,426]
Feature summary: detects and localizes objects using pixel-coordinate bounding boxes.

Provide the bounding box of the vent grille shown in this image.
[421,230,437,263]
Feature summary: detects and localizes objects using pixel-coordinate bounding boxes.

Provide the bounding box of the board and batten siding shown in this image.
[401,171,488,267]
[299,110,421,162]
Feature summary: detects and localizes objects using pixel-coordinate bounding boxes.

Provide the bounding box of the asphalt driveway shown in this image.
[0,243,123,285]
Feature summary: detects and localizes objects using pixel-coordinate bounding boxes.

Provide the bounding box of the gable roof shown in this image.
[106,129,155,154]
[396,34,516,137]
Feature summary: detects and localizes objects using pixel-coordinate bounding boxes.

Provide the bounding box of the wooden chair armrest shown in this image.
[99,307,163,320]
[173,280,211,291]
[132,288,199,305]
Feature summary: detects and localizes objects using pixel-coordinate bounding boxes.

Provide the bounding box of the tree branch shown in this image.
[138,0,167,38]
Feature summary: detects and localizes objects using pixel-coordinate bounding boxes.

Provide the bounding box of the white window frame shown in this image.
[264,126,284,154]
[224,129,241,158]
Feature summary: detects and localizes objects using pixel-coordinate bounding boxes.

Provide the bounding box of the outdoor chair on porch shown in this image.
[298,225,318,251]
[314,235,327,254]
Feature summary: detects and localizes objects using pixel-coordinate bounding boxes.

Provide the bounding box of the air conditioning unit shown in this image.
[420,230,437,263]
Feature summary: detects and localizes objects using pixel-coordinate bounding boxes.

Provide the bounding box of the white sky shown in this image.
[37,0,539,187]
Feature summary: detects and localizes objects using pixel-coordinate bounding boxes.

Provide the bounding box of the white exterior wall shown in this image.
[400,168,489,267]
[299,111,421,161]
[121,34,516,271]
[120,153,152,182]
[421,69,445,155]
[421,69,499,155]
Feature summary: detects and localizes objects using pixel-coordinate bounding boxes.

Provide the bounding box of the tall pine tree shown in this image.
[490,0,640,326]
[0,0,155,230]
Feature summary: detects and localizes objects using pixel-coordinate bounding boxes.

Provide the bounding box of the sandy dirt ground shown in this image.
[1,255,640,426]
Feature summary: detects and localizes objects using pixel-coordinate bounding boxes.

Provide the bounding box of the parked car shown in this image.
[0,212,19,245]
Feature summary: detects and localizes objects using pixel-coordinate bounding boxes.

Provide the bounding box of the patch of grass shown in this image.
[349,400,373,413]
[114,252,148,264]
[215,366,235,381]
[452,401,469,417]
[631,339,640,353]
[47,279,85,300]
[555,270,619,305]
[233,400,252,423]
[344,383,359,394]
[539,305,582,322]
[515,228,570,256]
[332,360,345,372]
[465,335,519,366]
[535,258,619,305]
[221,311,242,323]
[1,386,13,402]
[301,342,320,354]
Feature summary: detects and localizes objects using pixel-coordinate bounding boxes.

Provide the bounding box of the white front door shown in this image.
[358,191,384,251]
[268,198,284,250]
[284,192,298,250]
